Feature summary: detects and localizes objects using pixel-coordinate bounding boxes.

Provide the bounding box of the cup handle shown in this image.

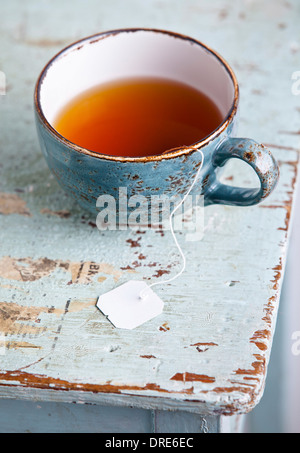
[205,138,280,206]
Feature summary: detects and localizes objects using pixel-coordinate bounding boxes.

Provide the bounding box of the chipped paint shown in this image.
[260,159,299,237]
[140,355,157,359]
[170,373,216,384]
[159,322,170,332]
[250,331,270,352]
[0,256,127,284]
[0,257,57,282]
[40,208,71,218]
[0,298,96,337]
[0,301,50,335]
[190,343,218,353]
[0,193,31,216]
[153,269,170,278]
[6,341,42,350]
[126,238,142,248]
[0,369,197,397]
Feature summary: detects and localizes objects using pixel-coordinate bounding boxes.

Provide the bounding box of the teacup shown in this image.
[34,28,279,219]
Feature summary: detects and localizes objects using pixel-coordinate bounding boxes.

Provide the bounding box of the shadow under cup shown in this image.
[34,28,279,219]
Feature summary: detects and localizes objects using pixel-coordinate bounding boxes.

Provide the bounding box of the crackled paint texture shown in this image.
[0,0,299,432]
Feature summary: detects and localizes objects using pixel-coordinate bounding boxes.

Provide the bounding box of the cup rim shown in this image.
[34,27,239,163]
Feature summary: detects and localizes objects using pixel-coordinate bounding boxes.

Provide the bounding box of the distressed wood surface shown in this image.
[0,0,299,417]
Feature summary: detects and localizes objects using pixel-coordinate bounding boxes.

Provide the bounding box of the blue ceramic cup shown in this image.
[34,29,279,218]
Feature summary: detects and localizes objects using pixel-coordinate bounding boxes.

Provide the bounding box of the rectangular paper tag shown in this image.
[96,280,164,330]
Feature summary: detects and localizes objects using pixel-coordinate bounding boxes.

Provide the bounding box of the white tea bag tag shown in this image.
[96,280,164,330]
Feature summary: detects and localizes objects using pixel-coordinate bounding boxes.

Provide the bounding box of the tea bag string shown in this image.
[139,147,204,300]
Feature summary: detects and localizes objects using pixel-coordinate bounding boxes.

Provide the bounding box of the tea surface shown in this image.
[54,78,223,157]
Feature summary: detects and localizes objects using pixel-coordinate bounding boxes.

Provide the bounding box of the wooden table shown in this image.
[0,0,299,433]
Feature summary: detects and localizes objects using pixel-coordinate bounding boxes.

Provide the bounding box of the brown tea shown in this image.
[54,77,223,157]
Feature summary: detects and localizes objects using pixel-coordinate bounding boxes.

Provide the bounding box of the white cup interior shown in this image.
[38,29,236,128]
